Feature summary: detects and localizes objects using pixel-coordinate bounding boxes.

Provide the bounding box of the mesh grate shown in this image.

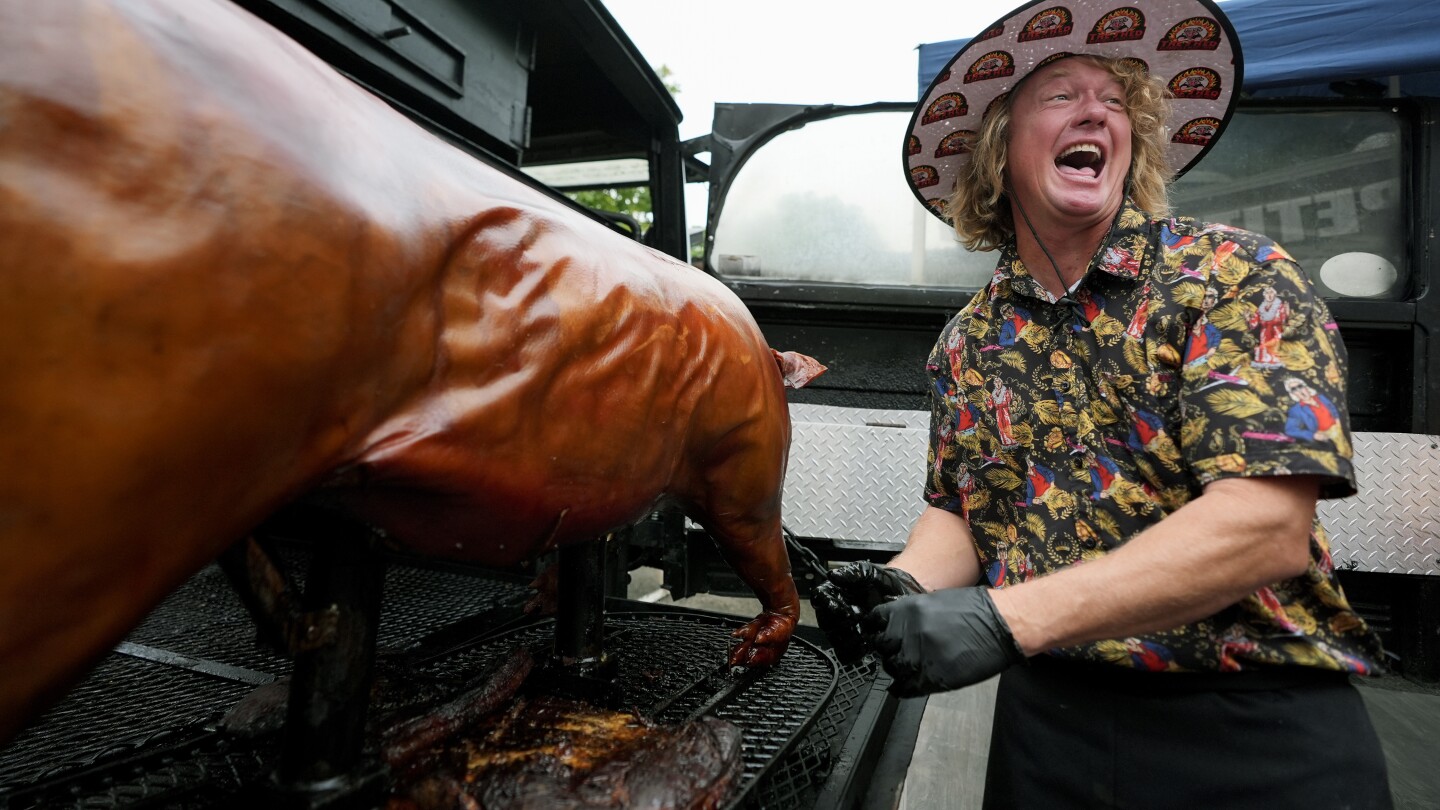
[745,656,880,809]
[403,611,837,808]
[0,552,532,804]
[1,559,878,809]
[374,561,530,652]
[3,731,276,810]
[0,657,251,788]
[127,566,294,677]
[126,555,533,676]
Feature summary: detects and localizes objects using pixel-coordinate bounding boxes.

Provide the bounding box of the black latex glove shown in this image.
[812,562,925,664]
[863,587,1026,697]
[811,581,868,664]
[829,561,926,608]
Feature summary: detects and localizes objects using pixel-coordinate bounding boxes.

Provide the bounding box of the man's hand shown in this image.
[812,562,925,664]
[829,561,926,608]
[863,587,1026,697]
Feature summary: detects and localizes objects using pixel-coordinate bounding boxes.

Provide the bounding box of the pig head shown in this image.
[0,0,821,743]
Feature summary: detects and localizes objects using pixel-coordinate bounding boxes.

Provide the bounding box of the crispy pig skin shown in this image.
[0,0,808,741]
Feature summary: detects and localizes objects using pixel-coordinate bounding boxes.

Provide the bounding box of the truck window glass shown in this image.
[710,112,995,289]
[713,107,1407,301]
[1171,107,1406,300]
[523,159,654,242]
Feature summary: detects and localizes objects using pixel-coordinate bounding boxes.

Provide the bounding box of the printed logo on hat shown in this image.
[1117,56,1150,75]
[1019,7,1074,41]
[911,165,941,188]
[924,198,951,219]
[984,92,1011,121]
[935,130,976,157]
[1035,51,1076,72]
[921,92,970,124]
[1158,17,1220,50]
[907,135,922,156]
[977,22,1006,41]
[1169,67,1221,99]
[965,51,1016,83]
[1172,116,1221,145]
[1087,7,1146,43]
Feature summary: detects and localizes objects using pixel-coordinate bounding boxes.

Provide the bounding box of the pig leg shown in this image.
[523,562,561,617]
[714,516,799,669]
[691,425,800,668]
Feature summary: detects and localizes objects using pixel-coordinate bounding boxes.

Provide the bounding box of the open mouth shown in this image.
[1055,143,1105,179]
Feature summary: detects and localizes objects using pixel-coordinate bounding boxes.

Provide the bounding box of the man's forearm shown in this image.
[989,476,1319,655]
[888,506,983,591]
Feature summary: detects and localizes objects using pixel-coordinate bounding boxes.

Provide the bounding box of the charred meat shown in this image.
[384,649,742,809]
[393,695,742,810]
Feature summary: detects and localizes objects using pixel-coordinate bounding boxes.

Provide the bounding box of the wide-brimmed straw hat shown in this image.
[904,0,1242,222]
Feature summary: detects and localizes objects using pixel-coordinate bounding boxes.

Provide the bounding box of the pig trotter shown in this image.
[523,563,560,616]
[727,611,798,668]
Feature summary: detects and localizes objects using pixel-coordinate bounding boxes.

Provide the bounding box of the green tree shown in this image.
[568,186,653,227]
[655,64,679,96]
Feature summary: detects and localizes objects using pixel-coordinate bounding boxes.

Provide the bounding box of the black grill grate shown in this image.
[127,566,294,678]
[745,657,879,809]
[4,729,277,810]
[0,557,881,810]
[126,553,534,676]
[0,657,251,788]
[407,610,838,808]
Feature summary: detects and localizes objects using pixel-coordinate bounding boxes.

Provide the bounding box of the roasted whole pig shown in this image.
[0,0,818,742]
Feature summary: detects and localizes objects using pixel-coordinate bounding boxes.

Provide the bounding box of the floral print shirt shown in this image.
[925,199,1383,674]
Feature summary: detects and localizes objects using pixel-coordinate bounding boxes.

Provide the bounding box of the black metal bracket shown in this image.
[223,504,390,808]
[218,534,338,656]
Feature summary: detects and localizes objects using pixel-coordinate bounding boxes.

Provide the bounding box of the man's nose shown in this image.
[1075,96,1110,126]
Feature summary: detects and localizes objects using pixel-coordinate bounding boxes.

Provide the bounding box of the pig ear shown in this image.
[771,349,827,389]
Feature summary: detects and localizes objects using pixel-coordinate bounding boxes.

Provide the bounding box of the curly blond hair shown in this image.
[945,55,1172,252]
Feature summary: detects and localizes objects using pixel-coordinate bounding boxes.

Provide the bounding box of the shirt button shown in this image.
[1081,537,1100,550]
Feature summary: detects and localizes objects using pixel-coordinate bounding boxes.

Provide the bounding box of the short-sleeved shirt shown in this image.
[925,198,1384,674]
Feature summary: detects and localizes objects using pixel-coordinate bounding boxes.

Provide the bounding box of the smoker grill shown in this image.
[0,539,912,810]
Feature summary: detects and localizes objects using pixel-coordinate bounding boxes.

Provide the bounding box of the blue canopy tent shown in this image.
[917,0,1440,96]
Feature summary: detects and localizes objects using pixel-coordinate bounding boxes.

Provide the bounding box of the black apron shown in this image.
[983,657,1392,809]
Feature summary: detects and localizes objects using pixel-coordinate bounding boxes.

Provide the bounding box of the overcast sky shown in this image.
[599,2,998,140]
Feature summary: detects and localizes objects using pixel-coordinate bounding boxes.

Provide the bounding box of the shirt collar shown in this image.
[989,198,1153,302]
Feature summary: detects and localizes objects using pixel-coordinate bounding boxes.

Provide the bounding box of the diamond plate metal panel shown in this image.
[1319,432,1440,576]
[789,403,929,430]
[784,407,928,551]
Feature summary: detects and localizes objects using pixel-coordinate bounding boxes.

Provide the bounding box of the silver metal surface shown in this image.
[1320,432,1440,576]
[788,403,930,430]
[783,404,1440,574]
[783,405,928,550]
